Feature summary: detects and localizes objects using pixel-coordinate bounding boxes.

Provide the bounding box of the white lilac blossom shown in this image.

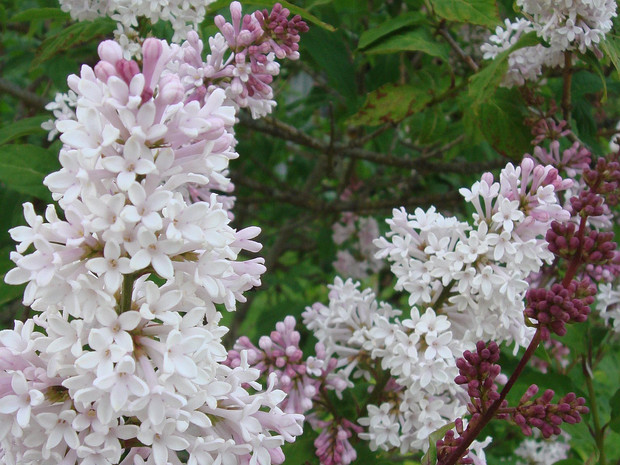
[375,158,572,352]
[596,282,620,332]
[57,0,216,42]
[303,278,468,454]
[481,1,617,87]
[0,36,303,465]
[514,434,570,465]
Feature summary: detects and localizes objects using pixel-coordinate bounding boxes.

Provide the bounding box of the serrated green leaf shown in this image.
[421,422,456,465]
[363,27,450,61]
[431,0,500,27]
[32,18,115,69]
[206,0,335,31]
[10,7,70,22]
[358,12,424,50]
[0,144,59,200]
[0,116,48,145]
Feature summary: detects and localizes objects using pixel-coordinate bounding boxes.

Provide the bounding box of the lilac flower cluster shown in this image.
[481,1,617,87]
[1,29,305,465]
[44,2,308,141]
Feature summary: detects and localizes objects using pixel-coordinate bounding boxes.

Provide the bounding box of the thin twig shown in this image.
[437,26,479,72]
[0,77,48,109]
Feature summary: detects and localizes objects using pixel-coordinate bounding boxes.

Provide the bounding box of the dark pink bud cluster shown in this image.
[436,418,474,465]
[524,279,595,339]
[570,191,605,217]
[530,118,570,145]
[511,385,588,438]
[584,155,620,205]
[314,419,363,465]
[255,4,309,60]
[455,341,503,417]
[546,222,616,264]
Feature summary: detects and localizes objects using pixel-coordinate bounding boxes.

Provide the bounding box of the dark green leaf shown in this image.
[10,7,70,22]
[0,144,60,200]
[32,18,115,69]
[302,27,358,106]
[0,116,48,145]
[475,88,533,159]
[431,0,500,27]
[600,34,620,75]
[609,388,620,433]
[349,66,450,126]
[206,0,335,31]
[358,12,424,50]
[363,28,451,61]
[421,422,456,465]
[347,83,432,126]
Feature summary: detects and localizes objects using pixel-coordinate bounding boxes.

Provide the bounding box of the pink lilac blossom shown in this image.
[1,35,303,465]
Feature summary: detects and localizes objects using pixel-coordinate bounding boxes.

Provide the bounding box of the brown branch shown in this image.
[437,26,479,72]
[0,77,48,109]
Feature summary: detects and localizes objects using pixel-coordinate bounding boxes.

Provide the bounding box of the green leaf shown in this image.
[421,422,455,465]
[10,7,70,22]
[358,12,424,50]
[32,18,115,69]
[579,52,608,102]
[477,89,532,160]
[363,28,451,61]
[303,27,358,106]
[468,31,539,107]
[206,0,335,31]
[348,66,450,126]
[347,83,432,126]
[475,88,532,159]
[609,388,620,433]
[600,34,620,75]
[0,145,60,200]
[0,116,48,145]
[431,0,500,27]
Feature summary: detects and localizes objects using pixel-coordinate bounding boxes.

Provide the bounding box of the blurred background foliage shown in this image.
[2,0,620,463]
